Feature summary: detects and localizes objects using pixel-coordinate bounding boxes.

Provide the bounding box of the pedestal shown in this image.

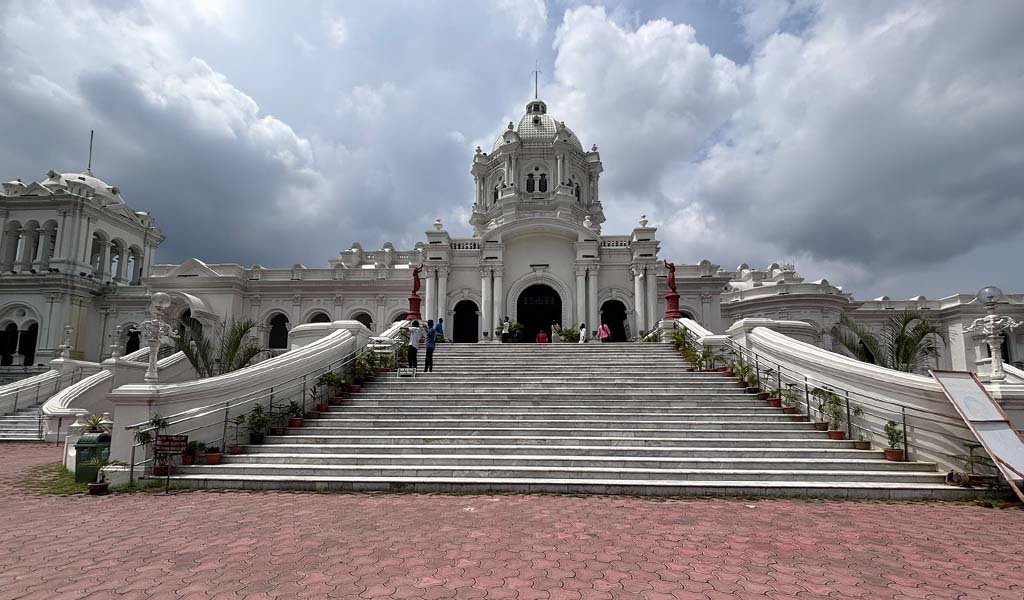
[407,295,422,321]
[664,292,682,320]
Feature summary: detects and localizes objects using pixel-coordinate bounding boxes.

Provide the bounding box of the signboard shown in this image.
[154,434,187,456]
[931,370,1024,502]
[397,367,416,377]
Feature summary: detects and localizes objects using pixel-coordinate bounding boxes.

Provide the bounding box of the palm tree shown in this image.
[830,310,947,373]
[176,318,262,378]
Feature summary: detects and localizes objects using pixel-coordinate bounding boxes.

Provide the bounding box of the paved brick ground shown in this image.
[0,443,1022,599]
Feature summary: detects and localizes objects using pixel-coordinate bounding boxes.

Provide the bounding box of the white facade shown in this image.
[2,98,1020,376]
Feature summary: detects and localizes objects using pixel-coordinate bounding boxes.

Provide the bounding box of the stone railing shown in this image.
[0,361,101,417]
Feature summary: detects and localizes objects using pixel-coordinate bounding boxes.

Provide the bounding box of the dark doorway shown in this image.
[125,329,141,354]
[177,308,203,339]
[453,300,479,343]
[517,284,561,342]
[1,323,18,366]
[268,314,289,349]
[392,312,408,322]
[19,323,38,365]
[309,312,331,323]
[600,300,628,342]
[352,312,373,331]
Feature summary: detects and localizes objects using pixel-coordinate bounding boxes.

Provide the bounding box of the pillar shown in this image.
[32,229,50,271]
[575,268,587,328]
[633,268,646,334]
[133,251,145,284]
[436,268,448,328]
[557,154,564,185]
[114,246,127,282]
[425,268,435,322]
[587,267,599,338]
[492,269,504,332]
[98,241,111,279]
[646,266,658,327]
[1,228,19,271]
[481,269,492,340]
[15,228,31,272]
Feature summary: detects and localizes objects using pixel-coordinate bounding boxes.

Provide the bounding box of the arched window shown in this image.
[526,174,535,193]
[268,314,289,349]
[352,312,374,331]
[539,174,548,193]
[125,328,141,354]
[308,312,331,323]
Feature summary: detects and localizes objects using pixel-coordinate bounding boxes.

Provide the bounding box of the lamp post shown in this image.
[965,286,1021,382]
[141,292,174,383]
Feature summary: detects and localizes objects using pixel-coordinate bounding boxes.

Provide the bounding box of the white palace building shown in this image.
[1,97,1022,379]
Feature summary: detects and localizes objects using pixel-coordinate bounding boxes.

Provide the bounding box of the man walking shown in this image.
[407,320,425,370]
[435,317,445,343]
[424,319,437,372]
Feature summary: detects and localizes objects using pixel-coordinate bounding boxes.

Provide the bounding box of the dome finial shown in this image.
[532,61,541,99]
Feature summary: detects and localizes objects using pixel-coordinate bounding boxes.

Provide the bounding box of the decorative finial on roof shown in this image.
[533,61,541,99]
[639,215,648,227]
[433,218,443,231]
[475,146,482,154]
[86,130,94,175]
[507,121,514,130]
[592,144,598,152]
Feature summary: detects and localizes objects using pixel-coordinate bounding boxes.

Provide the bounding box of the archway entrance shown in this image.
[453,300,479,343]
[268,314,289,349]
[1,323,18,366]
[19,323,38,365]
[517,284,561,342]
[600,300,628,342]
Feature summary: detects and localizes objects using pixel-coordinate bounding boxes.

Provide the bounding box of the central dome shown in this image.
[492,100,583,152]
[41,170,125,204]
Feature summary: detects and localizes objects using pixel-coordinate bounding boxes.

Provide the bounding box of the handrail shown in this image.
[125,320,409,485]
[673,321,980,467]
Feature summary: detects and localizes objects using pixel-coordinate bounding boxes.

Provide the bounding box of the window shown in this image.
[539,174,548,193]
[493,186,499,201]
[526,174,535,193]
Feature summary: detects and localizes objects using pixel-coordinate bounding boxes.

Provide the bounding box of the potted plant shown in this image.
[312,385,329,413]
[228,415,246,454]
[85,414,107,433]
[146,413,171,476]
[287,400,304,428]
[181,440,206,465]
[204,445,223,465]
[247,404,269,444]
[86,456,114,495]
[731,362,752,388]
[270,412,286,435]
[821,391,846,440]
[884,420,905,461]
[853,433,871,451]
[766,386,783,408]
[781,384,801,414]
[560,327,580,343]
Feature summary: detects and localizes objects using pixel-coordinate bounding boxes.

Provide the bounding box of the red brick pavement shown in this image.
[0,443,1022,599]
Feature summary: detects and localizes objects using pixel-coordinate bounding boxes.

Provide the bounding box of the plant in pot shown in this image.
[287,400,304,428]
[84,414,108,433]
[559,327,580,343]
[821,391,846,440]
[228,415,246,454]
[85,456,119,495]
[204,445,223,465]
[853,432,871,451]
[247,404,269,444]
[884,420,905,461]
[270,412,287,436]
[766,385,783,408]
[732,362,752,388]
[181,440,206,466]
[145,413,171,476]
[312,384,329,413]
[781,384,801,414]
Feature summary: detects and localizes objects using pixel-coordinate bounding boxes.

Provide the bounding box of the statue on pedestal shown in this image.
[663,260,682,320]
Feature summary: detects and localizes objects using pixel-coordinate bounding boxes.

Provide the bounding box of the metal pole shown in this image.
[55,416,62,447]
[901,407,909,462]
[221,400,230,448]
[845,392,852,439]
[755,357,760,391]
[13,388,18,413]
[129,444,136,487]
[804,377,811,419]
[776,365,781,395]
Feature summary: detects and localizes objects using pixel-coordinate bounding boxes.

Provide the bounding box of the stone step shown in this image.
[265,428,829,442]
[289,422,820,435]
[218,453,932,472]
[174,463,946,484]
[348,393,759,401]
[318,407,791,417]
[338,399,777,409]
[254,435,854,448]
[164,474,971,500]
[298,414,809,426]
[242,443,878,458]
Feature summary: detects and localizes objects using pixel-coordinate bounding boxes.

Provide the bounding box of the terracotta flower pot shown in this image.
[884,448,904,461]
[736,382,748,388]
[87,482,109,495]
[152,465,170,477]
[272,426,285,435]
[329,398,344,406]
[228,444,243,455]
[288,417,303,428]
[813,422,829,431]
[827,430,846,440]
[316,403,329,412]
[204,453,223,465]
[767,398,782,407]
[853,440,871,450]
[722,371,734,377]
[782,407,800,414]
[350,384,362,393]
[181,455,196,466]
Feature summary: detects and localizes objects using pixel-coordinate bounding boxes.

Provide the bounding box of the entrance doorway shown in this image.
[600,300,628,342]
[453,300,479,343]
[516,284,561,342]
[1,323,18,366]
[19,324,38,365]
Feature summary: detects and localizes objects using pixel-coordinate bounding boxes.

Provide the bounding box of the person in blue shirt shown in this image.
[434,318,445,343]
[424,319,437,372]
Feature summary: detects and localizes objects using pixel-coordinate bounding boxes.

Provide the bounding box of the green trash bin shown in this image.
[75,432,111,484]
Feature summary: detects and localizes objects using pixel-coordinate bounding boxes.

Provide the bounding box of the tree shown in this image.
[830,310,947,373]
[176,318,262,378]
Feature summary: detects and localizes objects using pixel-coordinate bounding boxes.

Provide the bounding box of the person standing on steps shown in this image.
[407,320,425,371]
[501,316,511,343]
[424,319,437,372]
[578,322,587,343]
[536,329,549,344]
[434,318,445,343]
[551,320,561,343]
[598,323,611,343]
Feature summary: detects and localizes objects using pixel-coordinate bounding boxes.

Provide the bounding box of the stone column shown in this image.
[133,251,145,284]
[492,269,504,332]
[480,269,492,340]
[15,228,30,272]
[557,154,564,185]
[436,268,448,329]
[424,268,435,322]
[114,246,126,283]
[575,268,587,328]
[633,267,646,334]
[98,241,110,279]
[587,267,599,338]
[646,266,658,328]
[32,229,50,271]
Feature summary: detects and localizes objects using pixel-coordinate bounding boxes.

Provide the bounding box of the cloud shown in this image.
[326,15,348,47]
[496,0,549,44]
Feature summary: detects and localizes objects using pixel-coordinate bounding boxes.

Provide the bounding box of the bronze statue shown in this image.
[665,260,676,293]
[411,265,423,295]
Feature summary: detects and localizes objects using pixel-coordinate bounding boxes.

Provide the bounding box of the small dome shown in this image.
[42,170,125,204]
[492,99,583,152]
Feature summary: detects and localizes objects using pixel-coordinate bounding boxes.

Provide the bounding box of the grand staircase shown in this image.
[0,407,43,441]
[171,343,969,499]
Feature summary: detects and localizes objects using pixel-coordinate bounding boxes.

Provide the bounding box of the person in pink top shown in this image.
[598,323,611,343]
[536,330,549,344]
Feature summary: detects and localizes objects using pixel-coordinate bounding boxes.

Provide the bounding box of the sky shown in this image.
[1,0,1022,300]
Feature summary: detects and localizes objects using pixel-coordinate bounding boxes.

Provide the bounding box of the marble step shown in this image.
[254,435,854,448]
[242,443,878,458]
[296,414,809,426]
[265,428,828,442]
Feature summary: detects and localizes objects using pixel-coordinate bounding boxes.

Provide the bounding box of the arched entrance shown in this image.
[19,323,38,365]
[308,312,331,323]
[453,300,479,343]
[517,284,561,342]
[125,328,141,354]
[268,313,289,349]
[351,312,374,332]
[1,323,19,366]
[600,300,628,342]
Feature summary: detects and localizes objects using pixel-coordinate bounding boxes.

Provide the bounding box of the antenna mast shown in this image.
[533,62,541,99]
[87,130,94,175]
